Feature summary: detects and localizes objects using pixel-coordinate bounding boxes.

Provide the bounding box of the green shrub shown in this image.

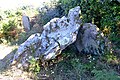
[0,9,23,44]
[2,19,17,32]
[0,19,19,42]
[58,0,120,47]
[17,32,28,44]
[29,57,40,75]
[37,0,60,26]
[92,69,120,80]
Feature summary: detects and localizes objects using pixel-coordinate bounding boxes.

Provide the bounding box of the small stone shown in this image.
[17,64,22,69]
[22,13,31,32]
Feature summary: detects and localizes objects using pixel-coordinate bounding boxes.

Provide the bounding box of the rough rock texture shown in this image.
[22,13,31,32]
[12,6,81,67]
[75,22,113,55]
[12,6,112,68]
[75,23,104,55]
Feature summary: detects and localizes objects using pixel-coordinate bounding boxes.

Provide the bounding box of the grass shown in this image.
[30,49,120,80]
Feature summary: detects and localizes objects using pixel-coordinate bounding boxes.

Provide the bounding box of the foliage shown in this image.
[1,20,17,32]
[92,69,120,80]
[0,9,23,44]
[58,0,120,47]
[0,1,119,79]
[49,51,120,80]
[0,5,39,44]
[53,57,80,80]
[28,57,40,75]
[70,58,85,79]
[0,19,19,43]
[37,0,60,26]
[17,32,28,45]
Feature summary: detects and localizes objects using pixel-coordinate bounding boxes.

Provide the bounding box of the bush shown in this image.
[29,57,40,74]
[92,69,120,80]
[58,0,120,47]
[0,19,19,43]
[0,9,24,44]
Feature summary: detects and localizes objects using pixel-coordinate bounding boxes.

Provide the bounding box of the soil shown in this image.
[0,44,33,80]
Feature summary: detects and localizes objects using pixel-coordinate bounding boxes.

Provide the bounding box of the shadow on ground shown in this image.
[0,49,17,72]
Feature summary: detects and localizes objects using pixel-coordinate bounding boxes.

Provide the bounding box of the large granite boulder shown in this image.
[12,6,81,67]
[11,6,112,68]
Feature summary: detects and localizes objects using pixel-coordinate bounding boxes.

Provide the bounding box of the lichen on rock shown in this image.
[12,6,81,68]
[11,6,112,69]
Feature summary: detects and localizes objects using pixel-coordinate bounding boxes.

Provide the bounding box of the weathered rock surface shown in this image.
[75,22,112,55]
[22,13,31,32]
[75,23,104,55]
[12,6,81,67]
[12,6,112,68]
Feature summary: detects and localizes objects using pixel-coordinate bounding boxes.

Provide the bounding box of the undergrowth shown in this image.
[27,48,120,80]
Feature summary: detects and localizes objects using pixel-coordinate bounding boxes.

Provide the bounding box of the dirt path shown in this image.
[0,44,33,80]
[0,44,18,70]
[0,44,16,59]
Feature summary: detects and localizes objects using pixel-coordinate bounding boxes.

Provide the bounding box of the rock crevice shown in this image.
[12,6,111,68]
[12,6,81,67]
